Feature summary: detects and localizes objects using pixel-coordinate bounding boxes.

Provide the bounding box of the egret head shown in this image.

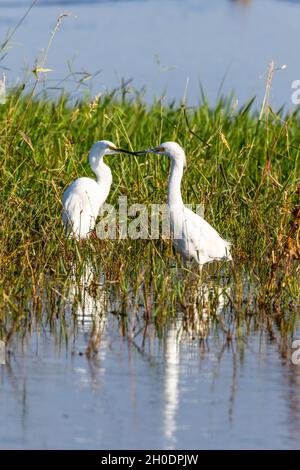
[88,140,136,172]
[137,141,187,167]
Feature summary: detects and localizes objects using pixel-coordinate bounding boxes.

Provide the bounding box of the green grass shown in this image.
[0,87,299,350]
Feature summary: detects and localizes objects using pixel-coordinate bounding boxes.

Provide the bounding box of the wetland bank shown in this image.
[0,0,299,451]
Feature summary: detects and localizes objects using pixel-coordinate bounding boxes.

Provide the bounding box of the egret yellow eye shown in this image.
[108,144,117,151]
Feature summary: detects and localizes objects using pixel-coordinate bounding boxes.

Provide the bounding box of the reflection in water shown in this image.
[0,266,299,449]
[67,261,108,366]
[164,321,180,449]
[163,284,230,448]
[69,263,106,325]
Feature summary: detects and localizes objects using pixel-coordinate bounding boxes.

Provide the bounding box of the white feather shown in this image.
[62,140,116,239]
[147,142,232,265]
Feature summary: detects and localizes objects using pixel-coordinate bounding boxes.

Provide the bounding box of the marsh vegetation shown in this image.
[0,81,299,354]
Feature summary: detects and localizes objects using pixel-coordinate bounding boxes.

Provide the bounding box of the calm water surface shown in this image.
[0,272,300,450]
[0,0,300,108]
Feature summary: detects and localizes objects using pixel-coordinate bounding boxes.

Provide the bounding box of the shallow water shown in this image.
[0,0,300,109]
[0,269,300,450]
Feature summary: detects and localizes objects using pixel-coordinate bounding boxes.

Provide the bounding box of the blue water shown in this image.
[0,0,300,109]
[0,264,300,450]
[1,299,300,450]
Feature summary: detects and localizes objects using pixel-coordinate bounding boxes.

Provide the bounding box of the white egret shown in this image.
[62,140,135,239]
[137,142,232,265]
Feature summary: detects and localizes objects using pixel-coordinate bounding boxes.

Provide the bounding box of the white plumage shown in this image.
[138,142,232,265]
[62,140,134,239]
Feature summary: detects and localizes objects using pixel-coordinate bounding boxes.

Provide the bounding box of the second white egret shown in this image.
[137,142,232,265]
[62,140,135,239]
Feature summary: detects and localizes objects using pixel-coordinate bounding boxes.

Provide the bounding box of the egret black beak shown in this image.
[135,146,165,155]
[115,148,139,156]
[109,145,139,156]
[136,149,157,155]
[135,149,152,155]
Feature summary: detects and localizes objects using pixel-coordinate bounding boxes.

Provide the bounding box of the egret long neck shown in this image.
[93,161,112,191]
[89,149,112,189]
[167,160,184,207]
